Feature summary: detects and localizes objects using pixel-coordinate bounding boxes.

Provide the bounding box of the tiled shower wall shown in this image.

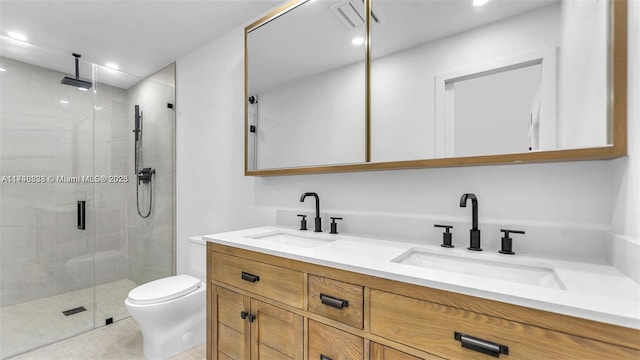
[126,63,175,285]
[0,57,175,307]
[0,57,126,306]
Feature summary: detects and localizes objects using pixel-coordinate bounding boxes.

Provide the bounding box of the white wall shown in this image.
[176,30,274,274]
[176,2,638,276]
[256,63,365,169]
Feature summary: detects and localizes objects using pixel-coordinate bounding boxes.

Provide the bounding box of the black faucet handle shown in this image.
[434,224,454,248]
[434,224,453,231]
[501,229,525,236]
[330,217,343,234]
[297,214,308,231]
[499,229,525,255]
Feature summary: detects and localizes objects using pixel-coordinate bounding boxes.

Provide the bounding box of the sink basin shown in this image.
[392,249,565,289]
[247,231,336,248]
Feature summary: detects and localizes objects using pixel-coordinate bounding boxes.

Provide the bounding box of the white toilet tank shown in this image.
[188,236,206,281]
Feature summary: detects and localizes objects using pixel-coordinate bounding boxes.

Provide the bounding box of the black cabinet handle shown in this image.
[454,332,509,357]
[320,355,333,360]
[77,201,86,230]
[320,293,349,309]
[241,271,259,283]
[240,311,256,322]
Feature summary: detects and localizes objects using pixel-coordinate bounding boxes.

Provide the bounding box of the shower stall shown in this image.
[0,56,175,358]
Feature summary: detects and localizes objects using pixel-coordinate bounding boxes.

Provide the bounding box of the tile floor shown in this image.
[9,317,206,360]
[1,279,138,358]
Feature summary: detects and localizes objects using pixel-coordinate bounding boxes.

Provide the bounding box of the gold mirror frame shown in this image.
[245,0,627,176]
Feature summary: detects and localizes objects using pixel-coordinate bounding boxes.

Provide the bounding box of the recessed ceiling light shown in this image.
[60,100,69,104]
[473,0,490,6]
[105,63,119,70]
[0,68,6,72]
[352,37,365,46]
[7,31,28,42]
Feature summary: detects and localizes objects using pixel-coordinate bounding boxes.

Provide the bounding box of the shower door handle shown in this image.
[77,201,86,230]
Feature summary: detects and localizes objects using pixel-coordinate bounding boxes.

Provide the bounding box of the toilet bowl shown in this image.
[125,237,206,360]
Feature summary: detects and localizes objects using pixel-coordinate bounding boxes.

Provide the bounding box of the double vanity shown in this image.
[204,224,640,359]
[232,0,635,355]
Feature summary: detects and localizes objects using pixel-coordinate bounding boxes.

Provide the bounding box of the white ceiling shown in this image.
[0,0,288,88]
[248,0,558,92]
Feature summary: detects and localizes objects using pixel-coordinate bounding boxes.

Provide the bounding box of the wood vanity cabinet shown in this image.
[209,250,304,359]
[207,243,640,360]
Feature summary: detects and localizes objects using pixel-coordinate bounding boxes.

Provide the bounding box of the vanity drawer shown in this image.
[210,251,304,309]
[308,319,364,360]
[370,289,640,360]
[308,275,364,329]
[370,342,436,360]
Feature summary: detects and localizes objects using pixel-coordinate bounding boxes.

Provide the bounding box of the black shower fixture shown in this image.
[61,53,93,90]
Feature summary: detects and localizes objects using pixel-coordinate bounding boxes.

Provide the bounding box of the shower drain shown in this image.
[62,306,87,316]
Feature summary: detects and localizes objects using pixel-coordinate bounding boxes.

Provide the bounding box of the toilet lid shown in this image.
[127,274,202,305]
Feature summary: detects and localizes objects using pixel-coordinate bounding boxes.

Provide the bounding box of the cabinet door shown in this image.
[213,286,250,360]
[251,299,303,360]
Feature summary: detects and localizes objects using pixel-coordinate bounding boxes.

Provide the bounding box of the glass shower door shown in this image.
[0,56,96,358]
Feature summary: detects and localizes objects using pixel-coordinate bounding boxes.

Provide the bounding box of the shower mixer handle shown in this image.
[138,168,155,185]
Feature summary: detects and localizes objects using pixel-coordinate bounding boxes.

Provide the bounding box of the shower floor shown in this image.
[0,278,137,359]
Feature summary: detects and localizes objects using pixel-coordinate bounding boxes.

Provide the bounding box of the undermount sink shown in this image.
[247,231,336,248]
[392,249,565,290]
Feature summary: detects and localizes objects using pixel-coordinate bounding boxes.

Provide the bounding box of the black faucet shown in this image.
[300,192,322,232]
[460,193,481,251]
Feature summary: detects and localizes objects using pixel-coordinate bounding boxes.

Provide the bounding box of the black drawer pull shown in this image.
[241,271,259,283]
[454,332,509,357]
[320,355,333,360]
[240,311,248,320]
[320,293,349,309]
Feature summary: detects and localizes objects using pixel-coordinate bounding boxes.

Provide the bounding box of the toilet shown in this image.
[125,237,206,360]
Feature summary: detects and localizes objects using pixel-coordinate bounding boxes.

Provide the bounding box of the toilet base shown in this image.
[125,282,206,360]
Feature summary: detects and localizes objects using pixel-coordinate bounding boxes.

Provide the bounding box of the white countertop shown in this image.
[204,226,640,330]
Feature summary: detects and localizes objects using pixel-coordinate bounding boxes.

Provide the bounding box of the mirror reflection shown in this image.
[370,0,609,161]
[246,0,367,170]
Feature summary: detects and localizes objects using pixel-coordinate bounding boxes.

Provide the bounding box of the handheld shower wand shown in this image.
[134,105,154,218]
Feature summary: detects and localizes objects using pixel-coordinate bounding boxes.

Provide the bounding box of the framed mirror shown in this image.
[245,0,626,176]
[245,0,367,171]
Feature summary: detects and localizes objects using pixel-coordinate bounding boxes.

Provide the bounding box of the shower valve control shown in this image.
[137,167,155,185]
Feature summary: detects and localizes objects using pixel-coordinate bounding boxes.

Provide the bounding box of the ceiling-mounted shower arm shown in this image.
[61,53,93,89]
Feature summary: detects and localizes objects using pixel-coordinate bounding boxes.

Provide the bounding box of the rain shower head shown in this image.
[61,76,92,89]
[61,53,92,90]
